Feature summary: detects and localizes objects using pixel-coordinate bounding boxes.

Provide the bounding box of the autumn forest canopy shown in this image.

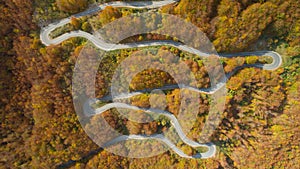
[0,0,299,168]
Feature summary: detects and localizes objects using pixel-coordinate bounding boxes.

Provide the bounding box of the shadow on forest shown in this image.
[56,147,104,169]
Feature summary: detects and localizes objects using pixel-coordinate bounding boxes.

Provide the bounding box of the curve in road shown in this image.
[84,100,216,158]
[41,0,282,159]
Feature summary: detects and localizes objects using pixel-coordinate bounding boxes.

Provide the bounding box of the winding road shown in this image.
[40,0,282,159]
[84,100,216,159]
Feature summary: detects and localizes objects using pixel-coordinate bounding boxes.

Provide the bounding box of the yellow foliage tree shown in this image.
[56,0,88,13]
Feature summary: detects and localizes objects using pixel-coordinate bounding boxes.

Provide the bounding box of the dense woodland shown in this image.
[0,0,299,168]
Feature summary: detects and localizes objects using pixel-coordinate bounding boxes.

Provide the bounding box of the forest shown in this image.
[0,0,299,168]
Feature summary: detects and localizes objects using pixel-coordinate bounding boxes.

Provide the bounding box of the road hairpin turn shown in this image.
[40,0,282,159]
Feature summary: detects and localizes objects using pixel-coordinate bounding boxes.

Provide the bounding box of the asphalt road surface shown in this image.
[40,0,282,159]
